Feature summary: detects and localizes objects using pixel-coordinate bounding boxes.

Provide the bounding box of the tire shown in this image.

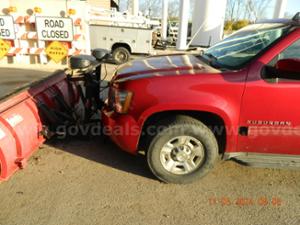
[112,47,130,65]
[147,115,219,184]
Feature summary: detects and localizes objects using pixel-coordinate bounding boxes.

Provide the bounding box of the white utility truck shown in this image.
[88,7,159,64]
[89,24,155,64]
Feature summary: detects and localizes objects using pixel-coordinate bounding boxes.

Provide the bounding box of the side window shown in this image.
[269,39,300,65]
[278,39,300,60]
[264,39,300,82]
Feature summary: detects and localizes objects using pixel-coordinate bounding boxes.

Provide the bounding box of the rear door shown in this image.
[238,29,300,155]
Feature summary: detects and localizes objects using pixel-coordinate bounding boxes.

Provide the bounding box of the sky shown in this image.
[286,0,299,16]
[264,0,299,19]
[266,0,299,17]
[120,0,300,19]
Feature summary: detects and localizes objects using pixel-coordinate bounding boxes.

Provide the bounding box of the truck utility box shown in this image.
[89,24,155,64]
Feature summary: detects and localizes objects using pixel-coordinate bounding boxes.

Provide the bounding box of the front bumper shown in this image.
[101,107,141,154]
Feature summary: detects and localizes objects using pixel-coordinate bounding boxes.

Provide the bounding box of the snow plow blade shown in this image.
[0,70,81,181]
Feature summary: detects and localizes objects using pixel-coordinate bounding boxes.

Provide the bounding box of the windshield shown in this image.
[203,23,291,69]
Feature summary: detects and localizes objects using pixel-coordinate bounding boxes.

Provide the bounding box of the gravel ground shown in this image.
[0,137,300,225]
[1,62,300,225]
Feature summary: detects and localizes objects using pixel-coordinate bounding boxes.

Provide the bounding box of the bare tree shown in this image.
[226,0,272,21]
[140,0,161,17]
[139,0,180,19]
[226,0,243,21]
[168,0,180,18]
[246,0,272,20]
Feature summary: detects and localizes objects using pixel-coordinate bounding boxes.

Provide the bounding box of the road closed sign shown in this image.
[36,17,74,42]
[0,16,15,40]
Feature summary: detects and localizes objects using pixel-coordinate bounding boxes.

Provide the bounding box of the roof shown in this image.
[256,12,300,26]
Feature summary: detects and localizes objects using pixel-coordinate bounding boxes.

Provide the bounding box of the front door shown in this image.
[238,33,300,155]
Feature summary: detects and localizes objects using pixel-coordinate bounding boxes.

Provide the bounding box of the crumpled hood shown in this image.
[113,54,217,83]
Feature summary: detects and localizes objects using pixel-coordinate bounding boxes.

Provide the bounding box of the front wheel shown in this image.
[147,116,219,184]
[112,47,130,65]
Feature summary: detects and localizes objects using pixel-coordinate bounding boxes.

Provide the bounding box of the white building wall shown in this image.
[87,0,111,9]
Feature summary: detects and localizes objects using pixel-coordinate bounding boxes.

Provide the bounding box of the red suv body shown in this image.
[102,17,300,183]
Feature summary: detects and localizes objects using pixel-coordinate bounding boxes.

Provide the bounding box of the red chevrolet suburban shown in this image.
[102,14,300,183]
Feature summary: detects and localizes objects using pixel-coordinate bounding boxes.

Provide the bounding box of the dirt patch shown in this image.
[0,136,300,225]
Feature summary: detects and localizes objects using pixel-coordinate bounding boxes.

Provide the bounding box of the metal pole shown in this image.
[191,0,227,47]
[84,3,91,54]
[176,0,190,50]
[273,0,288,18]
[161,0,169,40]
[132,0,139,16]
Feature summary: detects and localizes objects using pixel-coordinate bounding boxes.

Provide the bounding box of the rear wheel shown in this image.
[147,115,219,184]
[112,47,130,65]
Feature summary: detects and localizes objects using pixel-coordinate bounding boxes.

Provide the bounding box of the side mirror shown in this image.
[275,58,300,74]
[263,58,300,80]
[92,48,110,61]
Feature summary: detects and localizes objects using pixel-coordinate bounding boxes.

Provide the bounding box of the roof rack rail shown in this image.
[293,12,300,23]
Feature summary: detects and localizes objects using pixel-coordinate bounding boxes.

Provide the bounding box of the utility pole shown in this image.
[273,0,288,18]
[176,0,190,50]
[161,0,169,40]
[128,0,139,16]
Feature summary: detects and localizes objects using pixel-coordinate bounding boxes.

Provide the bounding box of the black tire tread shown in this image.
[147,115,219,184]
[112,47,130,65]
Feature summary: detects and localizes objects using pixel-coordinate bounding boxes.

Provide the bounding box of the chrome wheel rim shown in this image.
[160,136,205,175]
[116,51,127,62]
